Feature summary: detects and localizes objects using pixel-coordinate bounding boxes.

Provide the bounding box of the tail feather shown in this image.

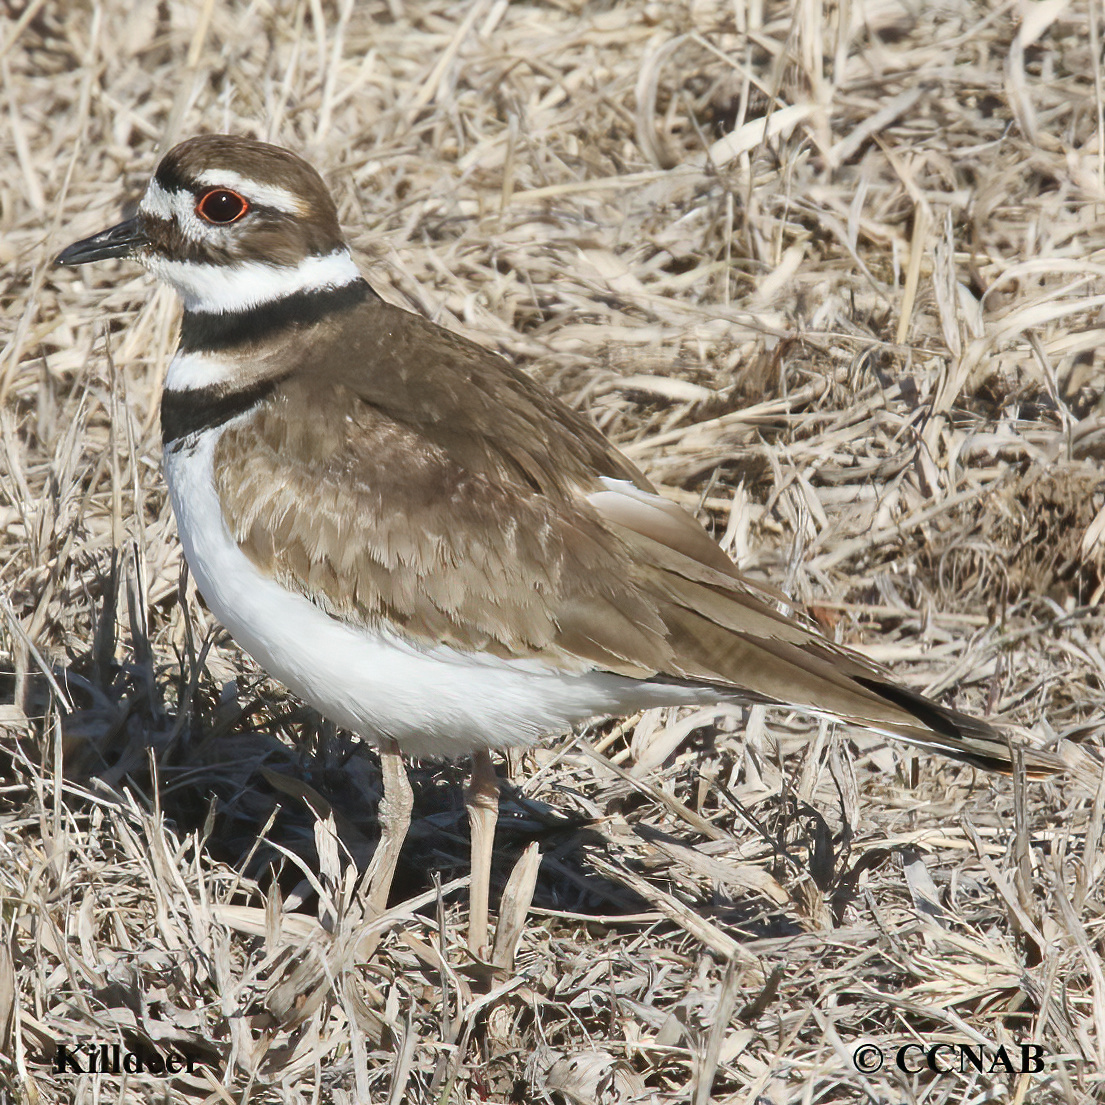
[586,485,1078,784]
[851,676,1065,778]
[655,600,1067,778]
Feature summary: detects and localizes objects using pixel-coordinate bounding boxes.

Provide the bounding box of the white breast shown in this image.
[162,420,707,758]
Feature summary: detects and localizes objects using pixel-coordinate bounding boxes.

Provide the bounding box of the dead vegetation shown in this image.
[2,0,1105,1102]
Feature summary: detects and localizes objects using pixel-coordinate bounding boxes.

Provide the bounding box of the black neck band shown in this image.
[178,278,375,353]
[161,375,287,448]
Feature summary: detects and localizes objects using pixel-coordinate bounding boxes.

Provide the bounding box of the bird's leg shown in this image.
[466,748,500,957]
[362,738,413,922]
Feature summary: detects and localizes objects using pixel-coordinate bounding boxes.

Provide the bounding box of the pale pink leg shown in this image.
[466,748,500,956]
[363,739,413,920]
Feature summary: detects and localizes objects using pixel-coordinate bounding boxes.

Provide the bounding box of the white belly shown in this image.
[162,426,706,758]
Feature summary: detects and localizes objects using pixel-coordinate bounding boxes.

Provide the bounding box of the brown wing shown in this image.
[317,296,655,498]
[213,298,1063,776]
[587,493,1064,775]
[215,370,675,671]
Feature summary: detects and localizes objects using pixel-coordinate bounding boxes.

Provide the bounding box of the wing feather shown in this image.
[210,297,1063,776]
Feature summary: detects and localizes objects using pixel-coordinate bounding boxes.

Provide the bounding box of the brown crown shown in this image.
[146,135,347,264]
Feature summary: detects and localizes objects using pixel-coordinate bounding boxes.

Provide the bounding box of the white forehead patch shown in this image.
[193,168,305,215]
[139,179,187,222]
[139,179,209,243]
[138,170,306,246]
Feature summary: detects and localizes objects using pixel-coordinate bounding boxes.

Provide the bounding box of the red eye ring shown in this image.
[195,188,249,224]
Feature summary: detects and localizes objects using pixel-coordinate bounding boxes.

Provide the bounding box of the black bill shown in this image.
[55,217,146,266]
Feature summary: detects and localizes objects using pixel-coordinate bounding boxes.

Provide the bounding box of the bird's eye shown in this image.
[195,188,249,224]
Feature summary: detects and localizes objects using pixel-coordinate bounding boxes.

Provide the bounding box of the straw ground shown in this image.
[2,0,1105,1102]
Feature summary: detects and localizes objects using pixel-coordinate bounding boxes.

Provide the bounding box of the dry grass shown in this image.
[3,0,1105,1101]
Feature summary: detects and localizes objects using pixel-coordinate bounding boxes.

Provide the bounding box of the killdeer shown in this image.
[57,135,1063,952]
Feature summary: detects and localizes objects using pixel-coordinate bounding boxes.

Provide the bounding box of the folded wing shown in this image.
[212,299,1064,777]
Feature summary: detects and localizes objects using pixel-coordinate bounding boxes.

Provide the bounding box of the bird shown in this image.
[56,134,1065,955]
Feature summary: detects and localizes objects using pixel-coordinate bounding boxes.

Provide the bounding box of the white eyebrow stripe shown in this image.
[193,169,304,214]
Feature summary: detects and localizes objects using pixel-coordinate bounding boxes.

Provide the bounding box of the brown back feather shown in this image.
[212,296,1063,777]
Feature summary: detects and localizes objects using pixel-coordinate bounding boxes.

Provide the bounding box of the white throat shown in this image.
[145,248,361,314]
